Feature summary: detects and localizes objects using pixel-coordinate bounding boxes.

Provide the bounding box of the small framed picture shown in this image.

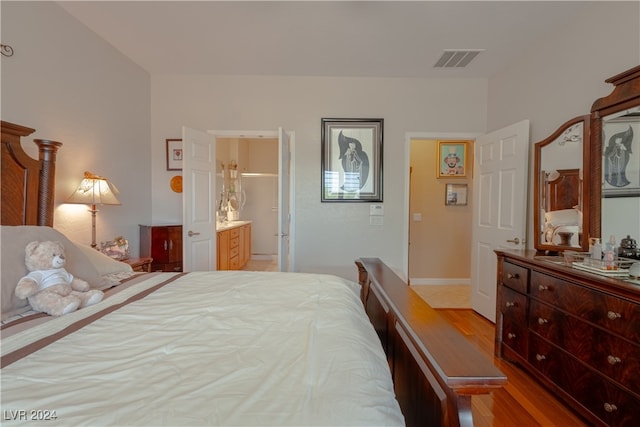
[166,139,183,171]
[437,141,470,178]
[321,118,383,202]
[445,183,468,206]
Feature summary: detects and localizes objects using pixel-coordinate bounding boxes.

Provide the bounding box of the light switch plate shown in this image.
[370,204,384,216]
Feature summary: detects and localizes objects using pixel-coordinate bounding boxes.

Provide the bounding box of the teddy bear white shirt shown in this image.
[23,268,76,291]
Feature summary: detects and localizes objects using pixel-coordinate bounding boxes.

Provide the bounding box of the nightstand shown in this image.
[121,257,153,272]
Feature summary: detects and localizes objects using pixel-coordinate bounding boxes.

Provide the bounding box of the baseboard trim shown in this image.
[409,278,471,286]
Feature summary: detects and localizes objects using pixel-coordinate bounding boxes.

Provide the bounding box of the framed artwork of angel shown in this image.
[321,118,383,202]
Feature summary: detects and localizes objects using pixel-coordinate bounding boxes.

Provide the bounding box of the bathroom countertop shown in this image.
[216,220,252,232]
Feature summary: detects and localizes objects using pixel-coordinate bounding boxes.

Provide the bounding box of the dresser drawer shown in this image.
[530,301,640,393]
[528,300,565,344]
[230,228,240,239]
[530,271,640,341]
[529,334,640,427]
[528,332,563,383]
[502,262,529,293]
[500,286,527,321]
[230,236,240,249]
[500,285,528,358]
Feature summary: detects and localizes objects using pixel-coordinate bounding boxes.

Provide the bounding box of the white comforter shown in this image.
[1,271,403,426]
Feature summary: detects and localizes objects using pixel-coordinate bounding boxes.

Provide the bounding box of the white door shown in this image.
[182,126,217,271]
[278,127,291,272]
[471,120,529,321]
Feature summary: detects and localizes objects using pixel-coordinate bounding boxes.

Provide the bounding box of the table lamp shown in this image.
[66,171,121,248]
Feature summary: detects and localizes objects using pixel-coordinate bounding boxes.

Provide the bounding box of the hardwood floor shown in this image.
[436,309,587,427]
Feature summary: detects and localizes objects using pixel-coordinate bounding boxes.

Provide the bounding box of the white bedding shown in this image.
[1,271,403,426]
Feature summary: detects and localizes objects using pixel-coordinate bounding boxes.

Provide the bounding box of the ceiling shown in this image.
[57,1,591,78]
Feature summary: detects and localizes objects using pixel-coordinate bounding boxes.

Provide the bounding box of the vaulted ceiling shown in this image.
[57,1,590,78]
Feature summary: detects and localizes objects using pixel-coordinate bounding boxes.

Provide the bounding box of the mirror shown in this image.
[598,106,640,245]
[589,66,640,248]
[534,116,590,252]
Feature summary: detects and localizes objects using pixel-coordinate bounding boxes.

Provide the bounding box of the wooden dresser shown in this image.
[495,249,640,426]
[139,224,183,272]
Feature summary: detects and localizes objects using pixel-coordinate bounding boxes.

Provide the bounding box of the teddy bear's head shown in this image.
[24,240,67,272]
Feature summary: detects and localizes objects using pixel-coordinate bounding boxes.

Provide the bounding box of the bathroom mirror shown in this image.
[534,116,590,252]
[589,66,640,244]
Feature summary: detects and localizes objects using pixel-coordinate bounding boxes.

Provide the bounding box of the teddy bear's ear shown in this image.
[25,241,40,255]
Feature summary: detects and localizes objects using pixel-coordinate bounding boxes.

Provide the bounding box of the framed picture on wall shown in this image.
[437,141,470,178]
[445,183,468,206]
[166,139,183,171]
[321,118,383,202]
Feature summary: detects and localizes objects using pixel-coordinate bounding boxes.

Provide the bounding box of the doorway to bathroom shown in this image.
[216,136,280,272]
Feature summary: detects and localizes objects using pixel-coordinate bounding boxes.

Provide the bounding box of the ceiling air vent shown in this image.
[434,49,484,68]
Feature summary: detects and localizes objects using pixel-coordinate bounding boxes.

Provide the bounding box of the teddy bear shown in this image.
[15,240,104,316]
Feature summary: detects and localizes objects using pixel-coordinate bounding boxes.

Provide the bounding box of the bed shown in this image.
[1,120,505,427]
[0,121,403,426]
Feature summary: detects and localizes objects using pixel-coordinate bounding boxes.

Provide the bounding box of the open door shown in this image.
[278,127,291,272]
[182,126,217,271]
[471,120,529,321]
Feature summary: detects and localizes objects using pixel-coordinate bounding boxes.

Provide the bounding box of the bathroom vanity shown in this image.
[217,221,252,270]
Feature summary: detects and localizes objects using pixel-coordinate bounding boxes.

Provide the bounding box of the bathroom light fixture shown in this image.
[66,171,121,248]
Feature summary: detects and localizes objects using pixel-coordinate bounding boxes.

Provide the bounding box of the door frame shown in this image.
[208,129,295,271]
[403,131,481,281]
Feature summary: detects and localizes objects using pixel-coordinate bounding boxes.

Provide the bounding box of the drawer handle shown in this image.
[607,311,622,320]
[607,355,622,365]
[538,285,549,291]
[535,354,546,361]
[538,317,548,325]
[507,273,520,279]
[507,333,516,339]
[505,301,515,308]
[604,403,618,413]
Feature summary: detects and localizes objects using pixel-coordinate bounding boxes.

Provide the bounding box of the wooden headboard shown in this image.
[1,121,62,226]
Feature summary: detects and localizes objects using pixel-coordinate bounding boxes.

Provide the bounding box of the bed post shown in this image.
[34,139,62,226]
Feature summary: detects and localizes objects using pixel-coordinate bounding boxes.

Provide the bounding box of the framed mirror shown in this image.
[589,66,640,246]
[534,116,590,252]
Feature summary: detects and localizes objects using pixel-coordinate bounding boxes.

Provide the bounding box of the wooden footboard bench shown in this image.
[356,258,507,427]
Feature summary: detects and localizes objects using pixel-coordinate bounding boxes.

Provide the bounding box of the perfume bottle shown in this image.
[604,235,618,270]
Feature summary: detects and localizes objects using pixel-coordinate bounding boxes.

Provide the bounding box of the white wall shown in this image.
[1,2,151,255]
[150,76,488,278]
[6,1,637,277]
[487,1,640,248]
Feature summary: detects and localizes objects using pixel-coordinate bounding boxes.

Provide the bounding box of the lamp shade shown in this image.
[66,171,121,205]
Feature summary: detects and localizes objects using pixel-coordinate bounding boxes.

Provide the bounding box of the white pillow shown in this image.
[74,243,133,276]
[544,209,579,226]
